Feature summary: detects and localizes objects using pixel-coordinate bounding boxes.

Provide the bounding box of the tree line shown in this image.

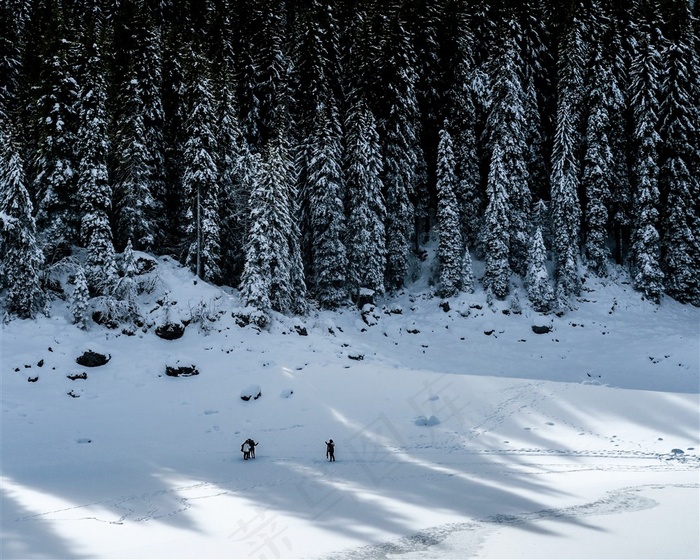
[1,0,699,325]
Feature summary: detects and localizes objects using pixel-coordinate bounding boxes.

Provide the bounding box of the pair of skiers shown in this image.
[240,438,335,461]
[241,438,258,460]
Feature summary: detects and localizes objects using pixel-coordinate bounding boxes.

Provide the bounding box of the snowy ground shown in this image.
[2,257,699,559]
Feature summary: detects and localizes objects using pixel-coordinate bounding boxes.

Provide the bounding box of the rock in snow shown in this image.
[241,384,262,401]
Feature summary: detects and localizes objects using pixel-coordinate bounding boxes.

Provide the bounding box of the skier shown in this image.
[241,440,251,460]
[248,439,259,459]
[325,439,335,462]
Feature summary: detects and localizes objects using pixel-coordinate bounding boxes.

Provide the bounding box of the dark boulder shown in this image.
[531,325,552,334]
[156,322,185,340]
[76,350,111,367]
[165,365,199,377]
[357,288,375,309]
[241,384,262,401]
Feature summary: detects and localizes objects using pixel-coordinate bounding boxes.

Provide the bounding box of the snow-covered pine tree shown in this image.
[526,226,554,313]
[268,132,307,315]
[31,5,81,259]
[629,20,664,303]
[112,71,158,252]
[436,122,463,298]
[485,15,531,278]
[212,2,249,287]
[133,0,167,252]
[482,143,511,300]
[183,55,221,284]
[70,266,90,329]
[461,247,475,294]
[0,0,27,119]
[216,77,250,287]
[239,152,272,321]
[75,20,118,296]
[550,10,585,301]
[305,101,347,309]
[516,1,550,206]
[445,2,482,248]
[113,239,139,320]
[377,7,421,291]
[239,128,307,318]
[607,5,634,265]
[344,99,386,299]
[0,124,45,318]
[658,8,700,305]
[582,28,619,276]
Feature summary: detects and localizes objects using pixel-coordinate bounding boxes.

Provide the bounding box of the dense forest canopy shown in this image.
[1,0,699,325]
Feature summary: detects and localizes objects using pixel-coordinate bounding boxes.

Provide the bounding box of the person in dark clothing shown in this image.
[241,440,251,460]
[325,439,335,461]
[248,439,259,459]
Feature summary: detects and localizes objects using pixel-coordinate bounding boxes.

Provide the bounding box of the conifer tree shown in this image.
[550,13,585,301]
[183,58,221,284]
[526,227,554,313]
[240,129,307,318]
[658,9,700,305]
[582,41,619,276]
[0,124,45,318]
[114,239,139,319]
[76,24,118,296]
[445,3,481,248]
[461,248,475,294]
[485,16,531,277]
[377,8,422,291]
[71,267,90,329]
[482,144,511,300]
[629,22,664,302]
[435,123,463,297]
[239,152,272,318]
[217,82,250,287]
[305,102,347,308]
[31,4,81,258]
[344,99,386,298]
[113,71,158,251]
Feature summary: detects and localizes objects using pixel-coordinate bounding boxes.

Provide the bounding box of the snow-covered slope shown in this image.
[2,257,698,559]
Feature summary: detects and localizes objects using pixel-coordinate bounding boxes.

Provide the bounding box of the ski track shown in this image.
[11,447,697,527]
[322,483,700,560]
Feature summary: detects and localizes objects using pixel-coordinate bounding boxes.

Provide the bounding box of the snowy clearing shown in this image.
[2,259,699,559]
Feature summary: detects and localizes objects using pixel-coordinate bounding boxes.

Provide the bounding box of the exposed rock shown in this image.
[439,300,450,312]
[156,322,185,340]
[27,376,38,383]
[241,384,262,401]
[67,373,88,381]
[91,311,119,329]
[532,325,552,334]
[76,350,111,367]
[361,304,380,326]
[165,365,199,377]
[294,325,308,336]
[135,256,157,274]
[357,288,375,309]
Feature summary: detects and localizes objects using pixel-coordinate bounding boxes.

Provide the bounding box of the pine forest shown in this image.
[1,0,699,326]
